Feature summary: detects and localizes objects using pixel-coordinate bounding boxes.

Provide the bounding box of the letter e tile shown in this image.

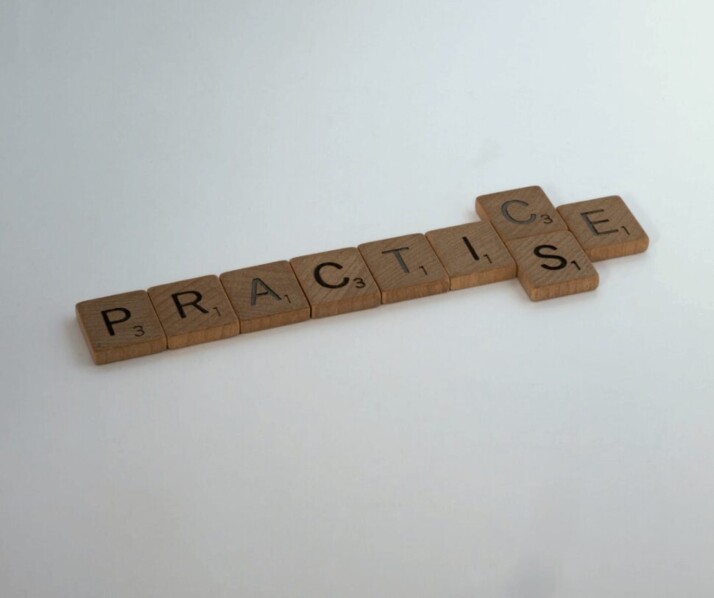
[358,233,449,303]
[76,290,166,364]
[506,231,599,301]
[557,195,649,261]
[148,275,239,349]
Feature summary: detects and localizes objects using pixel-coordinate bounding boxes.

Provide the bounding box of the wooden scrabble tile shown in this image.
[290,247,381,318]
[147,275,239,349]
[475,185,568,241]
[76,290,166,364]
[220,261,310,333]
[358,233,449,303]
[425,221,516,290]
[506,231,599,301]
[557,195,649,261]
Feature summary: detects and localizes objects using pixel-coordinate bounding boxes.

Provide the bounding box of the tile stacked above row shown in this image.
[76,186,649,364]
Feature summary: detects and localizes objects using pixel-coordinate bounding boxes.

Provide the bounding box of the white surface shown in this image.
[2,1,713,596]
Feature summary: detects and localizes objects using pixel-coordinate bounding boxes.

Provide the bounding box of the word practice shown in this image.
[76,187,649,364]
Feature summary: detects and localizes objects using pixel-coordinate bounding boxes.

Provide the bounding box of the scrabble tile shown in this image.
[557,195,650,261]
[147,275,239,349]
[358,233,449,303]
[76,290,166,364]
[475,185,568,241]
[290,247,381,318]
[425,221,516,290]
[506,231,599,301]
[220,260,310,333]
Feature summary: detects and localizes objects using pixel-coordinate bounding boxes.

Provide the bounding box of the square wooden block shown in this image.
[557,195,650,261]
[358,233,449,304]
[76,290,166,364]
[220,260,310,333]
[148,275,239,349]
[426,221,516,290]
[290,247,381,318]
[475,185,568,242]
[506,231,599,301]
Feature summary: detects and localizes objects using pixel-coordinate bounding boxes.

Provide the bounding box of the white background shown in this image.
[2,1,713,596]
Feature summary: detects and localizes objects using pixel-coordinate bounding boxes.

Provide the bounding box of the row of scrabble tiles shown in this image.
[76,186,649,364]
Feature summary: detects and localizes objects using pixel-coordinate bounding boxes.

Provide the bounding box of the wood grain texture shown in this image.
[358,233,449,303]
[148,275,239,349]
[426,221,516,290]
[220,260,310,333]
[506,231,599,301]
[76,290,166,364]
[475,185,568,242]
[557,195,649,261]
[290,247,381,318]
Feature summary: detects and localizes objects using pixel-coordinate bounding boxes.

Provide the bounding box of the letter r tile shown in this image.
[358,233,449,303]
[557,195,649,261]
[506,231,599,301]
[290,248,381,318]
[148,275,239,349]
[475,185,568,242]
[220,261,310,333]
[76,290,166,364]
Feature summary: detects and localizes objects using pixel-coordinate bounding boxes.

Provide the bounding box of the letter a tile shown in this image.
[290,248,381,318]
[557,195,649,261]
[220,261,310,333]
[148,275,239,349]
[475,185,568,242]
[76,290,166,364]
[506,231,599,301]
[358,233,449,303]
[426,221,516,290]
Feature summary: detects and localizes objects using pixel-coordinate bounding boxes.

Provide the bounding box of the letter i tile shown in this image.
[426,221,516,290]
